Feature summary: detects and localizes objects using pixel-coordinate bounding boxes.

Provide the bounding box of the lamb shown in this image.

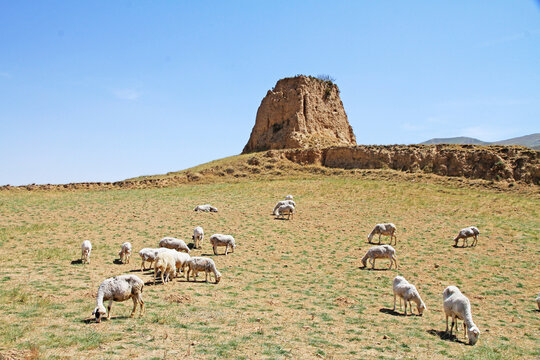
[453,226,480,247]
[392,276,426,316]
[153,251,177,285]
[138,247,169,271]
[92,274,144,323]
[272,200,296,215]
[159,237,190,253]
[275,204,295,220]
[192,226,204,249]
[368,223,397,245]
[209,234,236,255]
[536,292,540,311]
[186,257,221,284]
[81,240,92,264]
[194,204,218,212]
[361,245,398,270]
[285,195,293,200]
[443,286,480,345]
[118,242,132,264]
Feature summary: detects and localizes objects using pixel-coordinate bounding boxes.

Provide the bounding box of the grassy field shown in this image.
[0,175,538,359]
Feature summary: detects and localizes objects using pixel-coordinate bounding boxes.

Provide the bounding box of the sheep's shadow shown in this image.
[200,253,217,257]
[359,266,392,271]
[273,217,291,221]
[188,243,196,250]
[70,259,83,265]
[427,329,467,344]
[81,316,131,324]
[379,308,405,317]
[112,259,123,265]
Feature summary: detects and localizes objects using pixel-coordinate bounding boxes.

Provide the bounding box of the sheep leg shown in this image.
[445,315,449,333]
[225,244,229,256]
[399,297,402,310]
[139,294,145,316]
[130,297,137,317]
[213,245,218,255]
[392,255,398,270]
[161,269,165,285]
[107,300,113,320]
[393,294,396,311]
[378,234,381,245]
[205,271,209,283]
[463,322,467,339]
[450,316,455,336]
[371,258,375,269]
[404,300,407,316]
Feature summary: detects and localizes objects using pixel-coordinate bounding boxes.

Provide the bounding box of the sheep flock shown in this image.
[71,190,537,354]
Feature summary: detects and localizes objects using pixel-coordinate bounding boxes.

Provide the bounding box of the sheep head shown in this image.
[467,326,480,345]
[215,271,222,284]
[92,305,107,323]
[417,302,426,316]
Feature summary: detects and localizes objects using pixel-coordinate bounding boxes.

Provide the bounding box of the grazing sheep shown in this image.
[192,226,204,249]
[272,200,296,215]
[118,242,132,264]
[92,274,144,323]
[209,234,236,255]
[159,237,190,253]
[81,240,92,264]
[443,286,480,345]
[153,251,177,285]
[368,223,397,245]
[138,248,169,271]
[392,276,426,316]
[186,257,221,284]
[453,226,480,247]
[171,250,191,277]
[194,204,218,212]
[536,292,540,311]
[275,204,295,220]
[285,195,294,200]
[361,245,398,270]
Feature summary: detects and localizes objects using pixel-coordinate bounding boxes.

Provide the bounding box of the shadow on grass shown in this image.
[70,259,83,265]
[358,266,392,271]
[379,308,405,316]
[112,259,123,265]
[81,316,131,324]
[273,217,292,221]
[427,329,467,344]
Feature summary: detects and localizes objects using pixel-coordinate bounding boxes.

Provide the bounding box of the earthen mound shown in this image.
[242,75,356,153]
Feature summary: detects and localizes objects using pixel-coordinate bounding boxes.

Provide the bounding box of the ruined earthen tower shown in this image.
[242,75,357,153]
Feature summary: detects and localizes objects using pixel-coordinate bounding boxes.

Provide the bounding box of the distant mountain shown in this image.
[420,137,489,145]
[420,133,540,149]
[491,133,540,148]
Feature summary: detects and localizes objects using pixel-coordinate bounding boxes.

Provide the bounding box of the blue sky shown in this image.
[1,1,539,185]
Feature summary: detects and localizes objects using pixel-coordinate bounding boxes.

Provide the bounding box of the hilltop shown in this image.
[420,133,540,148]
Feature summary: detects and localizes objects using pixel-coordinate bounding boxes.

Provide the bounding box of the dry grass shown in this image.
[0,176,538,359]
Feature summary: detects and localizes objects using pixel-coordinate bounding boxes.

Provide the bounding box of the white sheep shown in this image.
[443,286,480,345]
[536,292,540,311]
[171,250,191,277]
[138,247,169,271]
[453,226,480,247]
[392,276,426,316]
[81,240,92,264]
[92,274,144,323]
[192,226,204,249]
[159,237,190,253]
[272,200,296,215]
[368,223,397,245]
[285,195,294,200]
[361,245,398,270]
[153,251,177,285]
[194,204,218,212]
[275,204,295,220]
[186,257,222,284]
[209,234,236,255]
[118,242,132,264]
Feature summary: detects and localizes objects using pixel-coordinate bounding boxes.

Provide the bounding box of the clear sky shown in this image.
[1,1,539,185]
